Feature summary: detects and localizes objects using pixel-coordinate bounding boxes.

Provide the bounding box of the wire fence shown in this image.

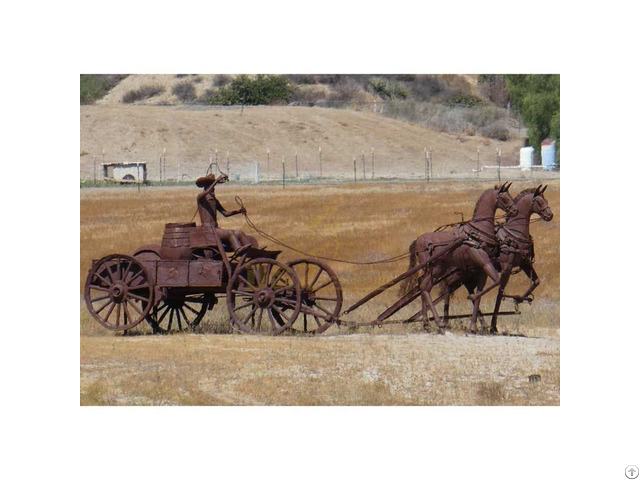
[80,146,559,187]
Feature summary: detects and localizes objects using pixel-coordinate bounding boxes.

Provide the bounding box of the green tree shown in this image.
[505,74,560,161]
[207,74,293,105]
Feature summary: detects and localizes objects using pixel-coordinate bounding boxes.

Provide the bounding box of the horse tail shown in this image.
[398,240,418,297]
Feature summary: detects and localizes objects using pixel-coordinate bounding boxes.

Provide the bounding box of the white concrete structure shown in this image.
[102,162,147,183]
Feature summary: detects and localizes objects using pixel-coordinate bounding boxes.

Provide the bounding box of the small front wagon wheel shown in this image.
[287,259,343,334]
[84,254,153,331]
[226,259,301,335]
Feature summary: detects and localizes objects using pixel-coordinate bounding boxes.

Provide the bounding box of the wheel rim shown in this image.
[84,254,153,331]
[146,294,210,333]
[287,259,342,334]
[227,259,301,335]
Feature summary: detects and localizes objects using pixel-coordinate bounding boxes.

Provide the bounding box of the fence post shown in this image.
[424,147,428,180]
[215,148,219,172]
[361,149,365,179]
[93,157,97,183]
[163,147,166,182]
[319,146,322,178]
[476,146,480,179]
[226,151,230,176]
[371,148,375,179]
[267,148,270,180]
[295,149,299,178]
[497,148,502,182]
[353,154,357,182]
[282,155,285,190]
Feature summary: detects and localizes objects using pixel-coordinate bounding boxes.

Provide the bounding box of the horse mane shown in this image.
[514,187,542,203]
[472,188,497,218]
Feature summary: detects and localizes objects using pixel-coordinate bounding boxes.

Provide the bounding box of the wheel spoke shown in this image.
[122,260,133,283]
[176,309,184,330]
[303,312,308,332]
[231,289,255,298]
[128,300,144,316]
[273,284,293,295]
[309,267,323,288]
[234,301,254,313]
[126,268,144,285]
[158,305,171,324]
[103,301,116,323]
[94,299,114,315]
[243,305,258,325]
[128,283,151,291]
[312,279,333,293]
[123,302,131,325]
[126,291,150,302]
[267,309,277,330]
[183,303,201,315]
[275,298,297,307]
[313,315,323,327]
[313,296,338,302]
[312,302,334,318]
[255,309,263,330]
[269,268,287,289]
[237,275,257,291]
[167,310,174,330]
[90,293,111,303]
[252,264,263,287]
[273,305,291,323]
[116,303,121,327]
[92,273,111,288]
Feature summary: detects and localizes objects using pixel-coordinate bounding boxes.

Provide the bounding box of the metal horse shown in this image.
[399,183,517,333]
[440,185,554,333]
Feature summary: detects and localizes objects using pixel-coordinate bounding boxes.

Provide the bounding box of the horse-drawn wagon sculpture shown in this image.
[84,174,552,336]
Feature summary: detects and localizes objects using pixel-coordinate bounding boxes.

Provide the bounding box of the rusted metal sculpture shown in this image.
[84,174,343,335]
[439,185,553,333]
[395,183,517,333]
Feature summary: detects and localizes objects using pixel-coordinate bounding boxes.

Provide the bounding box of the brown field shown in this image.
[80,179,560,405]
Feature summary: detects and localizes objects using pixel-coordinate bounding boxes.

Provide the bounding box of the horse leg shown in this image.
[490,262,512,334]
[466,273,487,334]
[514,262,540,302]
[419,275,446,334]
[466,249,502,303]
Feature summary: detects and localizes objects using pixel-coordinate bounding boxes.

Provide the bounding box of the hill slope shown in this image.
[80,105,522,181]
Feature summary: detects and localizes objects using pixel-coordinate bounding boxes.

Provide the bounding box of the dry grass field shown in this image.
[80,180,560,405]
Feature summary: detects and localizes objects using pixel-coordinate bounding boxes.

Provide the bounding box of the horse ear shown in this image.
[506,182,513,191]
[541,185,548,195]
[499,182,507,192]
[534,185,541,196]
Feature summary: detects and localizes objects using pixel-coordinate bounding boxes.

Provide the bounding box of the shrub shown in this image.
[367,78,408,100]
[409,75,449,100]
[172,81,196,102]
[479,120,511,141]
[446,93,485,107]
[122,84,165,103]
[212,74,232,87]
[206,74,293,105]
[80,74,128,104]
[290,85,328,105]
[287,74,316,85]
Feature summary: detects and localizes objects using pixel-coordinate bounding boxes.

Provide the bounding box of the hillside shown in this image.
[80,105,523,182]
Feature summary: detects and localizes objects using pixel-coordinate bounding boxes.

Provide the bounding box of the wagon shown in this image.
[84,222,342,335]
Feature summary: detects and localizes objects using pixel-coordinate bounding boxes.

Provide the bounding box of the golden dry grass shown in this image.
[80,180,560,405]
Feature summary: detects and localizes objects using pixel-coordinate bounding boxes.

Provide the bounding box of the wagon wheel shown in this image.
[226,258,301,335]
[286,259,343,334]
[84,254,153,331]
[146,293,213,333]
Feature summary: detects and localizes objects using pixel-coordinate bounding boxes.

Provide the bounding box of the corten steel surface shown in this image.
[395,182,518,334]
[438,185,554,334]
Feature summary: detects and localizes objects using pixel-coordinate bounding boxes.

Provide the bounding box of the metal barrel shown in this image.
[161,222,196,259]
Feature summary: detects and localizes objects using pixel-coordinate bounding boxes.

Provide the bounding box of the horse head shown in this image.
[495,182,517,217]
[533,185,553,221]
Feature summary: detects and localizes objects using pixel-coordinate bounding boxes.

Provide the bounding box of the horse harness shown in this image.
[496,226,535,263]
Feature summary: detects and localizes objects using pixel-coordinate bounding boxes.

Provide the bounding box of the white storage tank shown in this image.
[541,138,557,171]
[520,146,534,171]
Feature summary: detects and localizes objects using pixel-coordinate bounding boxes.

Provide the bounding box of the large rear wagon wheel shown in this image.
[84,254,153,332]
[287,259,342,334]
[146,293,213,333]
[226,259,301,335]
